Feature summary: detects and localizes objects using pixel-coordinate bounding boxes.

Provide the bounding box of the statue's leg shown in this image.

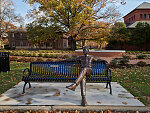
[80,77,88,106]
[66,68,87,91]
[28,82,31,88]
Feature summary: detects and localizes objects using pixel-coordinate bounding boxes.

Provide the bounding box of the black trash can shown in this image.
[0,52,10,72]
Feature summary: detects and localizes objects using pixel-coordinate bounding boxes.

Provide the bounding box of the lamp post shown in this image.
[0,0,2,48]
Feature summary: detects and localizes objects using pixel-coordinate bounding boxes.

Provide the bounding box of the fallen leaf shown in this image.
[27,99,32,105]
[134,97,139,99]
[4,98,11,101]
[97,101,102,104]
[122,102,127,105]
[53,92,60,96]
[18,94,22,98]
[97,88,100,90]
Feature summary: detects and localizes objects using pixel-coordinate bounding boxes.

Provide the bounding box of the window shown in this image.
[134,15,135,20]
[148,14,150,19]
[140,14,143,19]
[144,14,146,19]
[20,42,23,47]
[12,42,15,47]
[49,42,52,47]
[42,43,46,47]
[58,43,61,48]
[12,33,14,38]
[64,42,66,48]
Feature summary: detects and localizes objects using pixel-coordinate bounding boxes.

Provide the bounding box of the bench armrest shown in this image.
[23,68,30,77]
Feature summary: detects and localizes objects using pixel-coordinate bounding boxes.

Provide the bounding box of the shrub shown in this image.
[55,59,61,62]
[44,53,49,58]
[119,59,129,65]
[72,54,77,59]
[27,53,32,57]
[36,58,44,62]
[110,59,118,66]
[14,53,19,56]
[62,55,70,59]
[9,57,18,61]
[38,53,43,57]
[137,61,146,66]
[27,58,35,62]
[17,58,27,62]
[46,58,53,62]
[137,54,145,59]
[49,54,54,58]
[53,54,60,58]
[122,55,131,59]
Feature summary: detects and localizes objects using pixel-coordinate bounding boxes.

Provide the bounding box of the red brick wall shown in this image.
[124,9,150,24]
[75,51,125,57]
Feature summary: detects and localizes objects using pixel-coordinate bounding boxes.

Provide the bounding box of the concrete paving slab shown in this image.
[0,82,145,106]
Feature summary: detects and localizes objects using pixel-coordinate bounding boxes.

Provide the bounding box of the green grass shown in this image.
[0,62,150,105]
[112,66,150,105]
[0,62,29,94]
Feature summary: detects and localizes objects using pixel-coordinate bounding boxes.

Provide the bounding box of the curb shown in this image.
[0,106,150,112]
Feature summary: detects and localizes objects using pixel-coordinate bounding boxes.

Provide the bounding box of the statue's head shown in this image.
[83,46,89,55]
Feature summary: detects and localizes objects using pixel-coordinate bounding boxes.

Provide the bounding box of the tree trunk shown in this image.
[69,36,76,50]
[82,40,85,48]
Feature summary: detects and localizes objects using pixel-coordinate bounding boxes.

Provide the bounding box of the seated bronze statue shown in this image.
[65,46,104,106]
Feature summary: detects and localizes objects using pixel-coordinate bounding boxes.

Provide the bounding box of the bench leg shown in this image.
[22,81,27,94]
[109,82,112,95]
[22,81,31,94]
[80,77,88,106]
[106,82,109,88]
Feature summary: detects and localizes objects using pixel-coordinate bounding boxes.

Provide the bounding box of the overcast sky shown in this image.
[12,0,150,25]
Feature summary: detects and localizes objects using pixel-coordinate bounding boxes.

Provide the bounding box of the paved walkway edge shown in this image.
[0,106,150,112]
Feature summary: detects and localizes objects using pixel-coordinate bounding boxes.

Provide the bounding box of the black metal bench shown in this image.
[22,60,112,104]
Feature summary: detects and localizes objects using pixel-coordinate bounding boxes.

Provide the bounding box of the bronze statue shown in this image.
[65,46,103,106]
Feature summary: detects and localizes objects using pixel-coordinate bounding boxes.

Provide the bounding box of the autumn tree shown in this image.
[26,18,60,48]
[109,22,130,42]
[1,21,17,45]
[131,22,150,49]
[0,0,23,46]
[24,0,124,50]
[77,21,110,48]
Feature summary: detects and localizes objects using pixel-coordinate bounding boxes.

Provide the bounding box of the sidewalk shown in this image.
[0,82,144,106]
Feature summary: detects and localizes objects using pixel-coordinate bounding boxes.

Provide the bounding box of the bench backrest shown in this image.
[92,61,107,76]
[30,61,81,78]
[30,61,107,76]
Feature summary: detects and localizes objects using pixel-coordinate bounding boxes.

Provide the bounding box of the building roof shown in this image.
[123,2,150,18]
[127,21,150,28]
[135,2,150,9]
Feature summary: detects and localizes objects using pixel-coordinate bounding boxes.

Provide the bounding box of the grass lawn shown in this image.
[112,67,150,105]
[0,62,150,106]
[0,62,29,94]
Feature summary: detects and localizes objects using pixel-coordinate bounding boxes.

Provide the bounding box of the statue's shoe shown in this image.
[66,84,76,91]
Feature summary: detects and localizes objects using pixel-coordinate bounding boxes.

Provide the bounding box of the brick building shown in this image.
[106,2,150,51]
[8,28,68,50]
[124,2,150,28]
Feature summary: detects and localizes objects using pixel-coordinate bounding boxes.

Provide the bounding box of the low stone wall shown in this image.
[75,50,125,57]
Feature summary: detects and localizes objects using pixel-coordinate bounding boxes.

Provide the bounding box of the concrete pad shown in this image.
[0,82,144,106]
